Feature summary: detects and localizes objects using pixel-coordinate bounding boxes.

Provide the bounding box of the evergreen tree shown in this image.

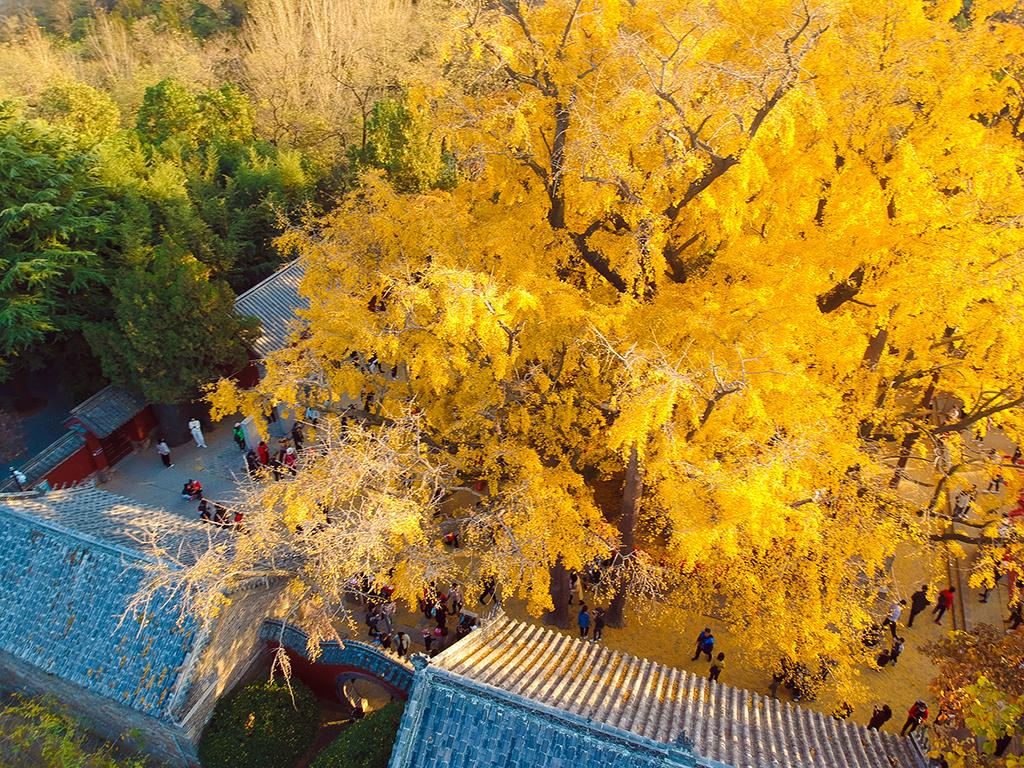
[0,103,107,385]
[85,247,255,404]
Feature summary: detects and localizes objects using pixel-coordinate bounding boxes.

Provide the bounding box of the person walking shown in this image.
[1009,601,1023,630]
[933,586,956,625]
[291,422,304,451]
[449,583,464,615]
[867,704,892,730]
[907,585,930,628]
[890,637,905,666]
[979,565,1002,603]
[951,487,972,518]
[188,418,207,448]
[692,628,715,662]
[156,439,173,468]
[232,423,247,451]
[901,701,928,736]
[396,631,411,659]
[257,440,270,465]
[479,575,497,605]
[883,600,906,638]
[9,467,27,491]
[578,604,591,639]
[709,652,725,683]
[592,607,606,643]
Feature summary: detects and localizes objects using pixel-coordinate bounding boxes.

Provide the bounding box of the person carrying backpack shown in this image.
[868,704,892,730]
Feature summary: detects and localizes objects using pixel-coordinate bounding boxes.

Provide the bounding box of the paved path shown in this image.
[99,418,247,518]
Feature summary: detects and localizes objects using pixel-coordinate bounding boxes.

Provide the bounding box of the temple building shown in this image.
[0,485,280,766]
[388,613,930,768]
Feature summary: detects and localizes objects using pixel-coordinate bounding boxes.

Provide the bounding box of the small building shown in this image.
[0,485,280,766]
[389,613,929,768]
[65,386,155,474]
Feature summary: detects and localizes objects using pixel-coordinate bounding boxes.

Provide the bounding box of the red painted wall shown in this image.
[266,645,409,703]
[43,446,96,488]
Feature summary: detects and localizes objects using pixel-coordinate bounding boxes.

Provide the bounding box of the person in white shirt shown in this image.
[156,439,173,467]
[883,599,905,638]
[188,418,207,448]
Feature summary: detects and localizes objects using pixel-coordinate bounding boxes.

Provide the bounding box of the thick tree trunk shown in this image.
[889,374,939,489]
[606,444,641,628]
[543,560,570,628]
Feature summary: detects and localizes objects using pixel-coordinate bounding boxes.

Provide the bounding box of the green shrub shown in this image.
[0,694,146,768]
[311,702,405,768]
[198,679,319,768]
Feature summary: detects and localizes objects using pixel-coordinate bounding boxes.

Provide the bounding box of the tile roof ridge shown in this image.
[0,501,155,565]
[233,257,306,307]
[434,613,929,766]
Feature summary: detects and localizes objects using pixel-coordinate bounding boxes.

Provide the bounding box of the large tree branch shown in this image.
[933,394,1024,435]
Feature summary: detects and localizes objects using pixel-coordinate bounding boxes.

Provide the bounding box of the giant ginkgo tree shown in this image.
[208,0,1024,698]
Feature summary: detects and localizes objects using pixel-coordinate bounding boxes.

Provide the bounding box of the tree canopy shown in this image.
[0,103,108,381]
[85,246,254,404]
[208,0,1024,704]
[926,625,1024,768]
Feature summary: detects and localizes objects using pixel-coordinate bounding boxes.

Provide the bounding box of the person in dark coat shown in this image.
[890,636,905,666]
[709,653,726,683]
[396,632,411,659]
[479,575,497,605]
[907,585,930,628]
[1010,600,1023,630]
[592,607,606,642]
[867,704,892,730]
[245,449,259,476]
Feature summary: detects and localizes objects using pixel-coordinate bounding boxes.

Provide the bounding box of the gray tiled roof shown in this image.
[0,486,222,566]
[390,666,675,768]
[234,259,308,358]
[68,386,147,438]
[0,498,198,719]
[0,431,85,491]
[430,614,928,768]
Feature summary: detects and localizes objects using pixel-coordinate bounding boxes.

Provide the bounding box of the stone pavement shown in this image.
[98,417,248,517]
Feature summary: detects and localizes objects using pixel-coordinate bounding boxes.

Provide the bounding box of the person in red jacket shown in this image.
[257,440,270,465]
[901,700,928,736]
[933,586,956,625]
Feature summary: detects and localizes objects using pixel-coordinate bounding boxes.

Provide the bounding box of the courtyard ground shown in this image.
[99,416,248,516]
